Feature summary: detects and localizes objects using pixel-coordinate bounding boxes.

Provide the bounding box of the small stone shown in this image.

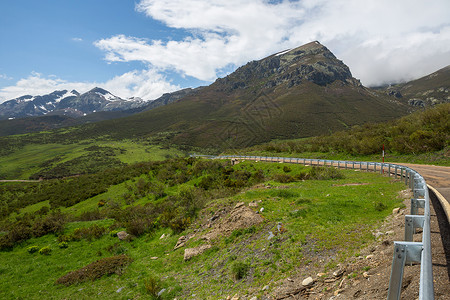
[249,202,258,207]
[231,294,239,300]
[334,289,344,296]
[392,207,400,214]
[150,257,158,260]
[157,288,166,296]
[317,272,326,277]
[116,287,124,293]
[333,270,344,278]
[262,285,270,291]
[287,278,294,282]
[184,245,212,261]
[260,207,265,213]
[363,272,370,278]
[117,231,129,240]
[386,230,395,235]
[160,233,166,239]
[250,297,258,300]
[267,231,275,240]
[302,276,314,286]
[235,202,245,208]
[365,254,374,260]
[374,231,383,238]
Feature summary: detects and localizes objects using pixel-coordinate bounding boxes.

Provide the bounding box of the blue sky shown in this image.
[1,0,449,102]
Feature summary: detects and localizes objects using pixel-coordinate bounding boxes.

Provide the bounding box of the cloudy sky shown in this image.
[1,0,449,103]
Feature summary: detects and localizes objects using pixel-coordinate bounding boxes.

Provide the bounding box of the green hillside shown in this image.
[0,158,406,299]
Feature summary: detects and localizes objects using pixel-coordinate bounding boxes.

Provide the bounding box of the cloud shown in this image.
[95,0,450,86]
[0,70,180,103]
[0,74,13,80]
[71,37,83,42]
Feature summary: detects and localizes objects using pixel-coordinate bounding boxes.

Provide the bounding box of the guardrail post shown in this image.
[411,198,425,215]
[388,164,391,177]
[405,170,408,185]
[405,215,425,242]
[394,166,398,179]
[380,163,384,174]
[387,242,423,300]
[345,161,347,169]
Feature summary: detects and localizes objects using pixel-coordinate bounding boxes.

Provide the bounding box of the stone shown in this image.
[160,233,166,239]
[117,231,129,240]
[174,235,188,250]
[267,231,275,240]
[302,276,314,286]
[363,272,370,278]
[374,231,384,238]
[262,285,270,291]
[392,207,400,214]
[231,294,240,300]
[365,254,374,260]
[260,207,265,213]
[334,289,344,296]
[183,245,212,261]
[150,257,158,260]
[235,202,245,208]
[386,230,395,235]
[249,202,258,207]
[333,270,344,278]
[249,297,258,300]
[116,287,124,293]
[157,288,166,296]
[317,272,326,277]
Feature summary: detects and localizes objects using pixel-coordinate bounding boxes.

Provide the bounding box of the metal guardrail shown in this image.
[192,154,434,300]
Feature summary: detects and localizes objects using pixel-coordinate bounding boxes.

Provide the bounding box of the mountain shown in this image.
[49,41,409,150]
[0,87,146,120]
[384,65,450,107]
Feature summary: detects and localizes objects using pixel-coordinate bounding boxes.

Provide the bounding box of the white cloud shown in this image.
[71,37,83,42]
[0,73,13,80]
[95,0,450,86]
[0,70,180,103]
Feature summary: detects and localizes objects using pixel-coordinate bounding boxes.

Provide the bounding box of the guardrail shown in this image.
[192,154,434,300]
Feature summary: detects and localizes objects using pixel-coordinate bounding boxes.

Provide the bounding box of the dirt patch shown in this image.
[202,202,264,241]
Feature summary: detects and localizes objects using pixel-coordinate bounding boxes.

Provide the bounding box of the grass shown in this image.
[0,140,184,180]
[0,160,407,299]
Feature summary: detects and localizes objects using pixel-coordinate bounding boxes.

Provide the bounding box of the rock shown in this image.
[235,202,245,208]
[157,288,166,296]
[374,231,384,238]
[334,288,344,296]
[262,285,270,291]
[302,276,314,286]
[117,231,129,240]
[267,231,275,240]
[363,272,370,278]
[116,287,124,293]
[260,207,265,213]
[174,235,188,250]
[392,207,400,214]
[150,257,158,260]
[386,230,395,235]
[317,272,326,277]
[160,233,166,239]
[249,202,258,207]
[333,269,344,278]
[231,294,240,300]
[249,297,258,300]
[365,254,374,260]
[183,245,212,261]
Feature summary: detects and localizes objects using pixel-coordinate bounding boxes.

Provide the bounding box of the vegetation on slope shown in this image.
[248,103,449,164]
[0,158,406,299]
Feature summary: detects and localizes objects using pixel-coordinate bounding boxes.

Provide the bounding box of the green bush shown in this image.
[144,275,162,297]
[56,255,133,286]
[27,246,39,254]
[58,242,68,249]
[39,246,52,255]
[230,261,249,280]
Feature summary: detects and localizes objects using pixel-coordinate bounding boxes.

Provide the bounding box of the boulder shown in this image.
[183,245,212,261]
[117,231,129,240]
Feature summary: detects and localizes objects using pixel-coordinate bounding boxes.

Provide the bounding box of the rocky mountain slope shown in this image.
[64,41,407,150]
[0,87,146,120]
[384,65,450,107]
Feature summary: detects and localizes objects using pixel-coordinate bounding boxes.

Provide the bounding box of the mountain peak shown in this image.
[88,87,109,94]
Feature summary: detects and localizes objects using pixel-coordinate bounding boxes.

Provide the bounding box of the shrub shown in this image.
[273,173,295,183]
[27,246,39,254]
[39,246,52,255]
[144,275,162,297]
[56,255,133,286]
[374,202,387,212]
[230,261,249,280]
[58,242,68,249]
